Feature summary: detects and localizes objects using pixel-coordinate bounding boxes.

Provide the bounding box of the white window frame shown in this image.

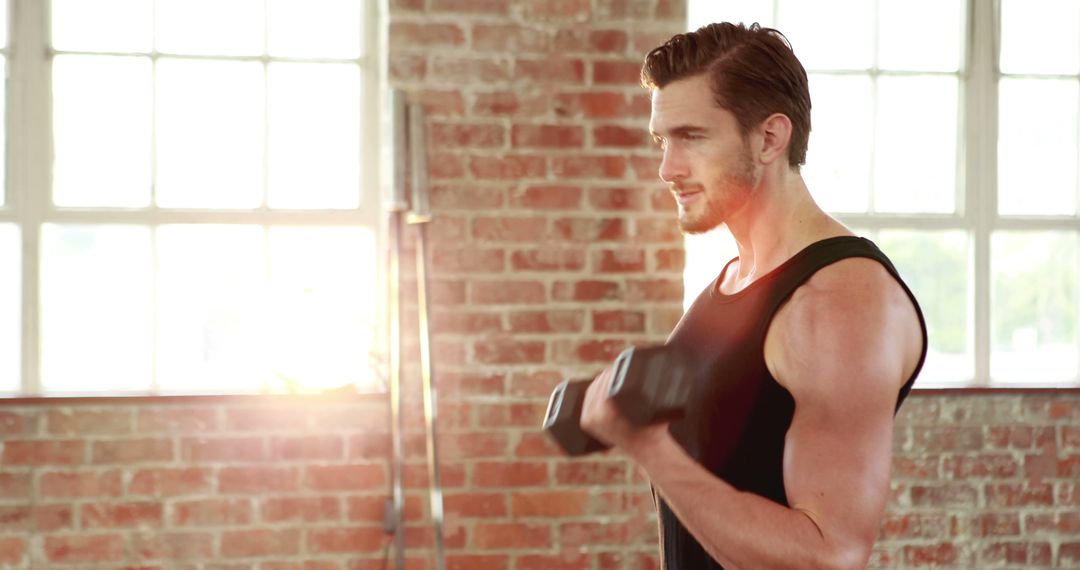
[687,0,1080,387]
[2,0,385,395]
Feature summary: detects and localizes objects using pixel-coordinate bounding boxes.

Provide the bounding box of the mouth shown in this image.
[673,189,703,205]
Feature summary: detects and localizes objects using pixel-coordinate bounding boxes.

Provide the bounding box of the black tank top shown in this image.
[657,235,928,569]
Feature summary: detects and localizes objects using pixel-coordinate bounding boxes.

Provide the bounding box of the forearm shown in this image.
[632,436,856,570]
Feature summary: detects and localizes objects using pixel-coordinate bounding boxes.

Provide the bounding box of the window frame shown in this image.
[2,0,385,396]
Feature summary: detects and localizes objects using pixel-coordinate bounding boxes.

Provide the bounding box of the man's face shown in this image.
[649,74,758,234]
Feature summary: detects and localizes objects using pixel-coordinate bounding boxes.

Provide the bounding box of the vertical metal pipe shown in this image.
[385,89,409,570]
[407,102,444,570]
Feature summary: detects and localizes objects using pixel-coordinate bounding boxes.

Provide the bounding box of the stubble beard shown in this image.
[676,148,757,235]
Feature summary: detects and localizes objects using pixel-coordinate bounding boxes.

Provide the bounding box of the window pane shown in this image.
[156,225,268,393]
[0,57,5,207]
[688,0,773,29]
[41,225,153,393]
[878,0,962,72]
[156,59,264,209]
[804,74,873,213]
[268,0,362,59]
[51,0,152,53]
[267,227,378,392]
[53,55,152,207]
[874,76,958,214]
[0,224,18,392]
[156,0,263,56]
[991,231,1078,385]
[683,228,738,311]
[268,63,361,209]
[1001,0,1080,75]
[998,78,1078,216]
[778,0,873,70]
[877,230,971,385]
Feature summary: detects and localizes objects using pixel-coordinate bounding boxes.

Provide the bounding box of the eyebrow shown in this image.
[650,125,709,138]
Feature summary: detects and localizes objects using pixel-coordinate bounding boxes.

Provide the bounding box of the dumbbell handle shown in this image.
[541,378,610,456]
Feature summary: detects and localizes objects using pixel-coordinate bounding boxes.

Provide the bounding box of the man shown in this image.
[579,23,927,570]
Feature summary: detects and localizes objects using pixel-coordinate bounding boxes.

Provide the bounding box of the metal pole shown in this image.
[385,89,409,570]
[407,102,445,570]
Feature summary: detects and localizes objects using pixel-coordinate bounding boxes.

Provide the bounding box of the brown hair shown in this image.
[641,22,811,169]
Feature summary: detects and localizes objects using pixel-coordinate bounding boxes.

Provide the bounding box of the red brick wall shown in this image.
[3,1,1080,569]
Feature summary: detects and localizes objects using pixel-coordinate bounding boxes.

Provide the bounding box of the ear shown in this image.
[755,113,793,166]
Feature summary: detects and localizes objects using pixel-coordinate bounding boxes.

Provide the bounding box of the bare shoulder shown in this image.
[764,257,924,404]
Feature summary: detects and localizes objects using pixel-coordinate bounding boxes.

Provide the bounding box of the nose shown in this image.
[658,146,688,184]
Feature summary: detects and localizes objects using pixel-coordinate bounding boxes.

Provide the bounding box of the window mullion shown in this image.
[966,0,1000,386]
[12,0,50,394]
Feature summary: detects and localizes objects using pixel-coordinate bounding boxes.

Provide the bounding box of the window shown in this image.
[2,0,383,396]
[686,0,1080,387]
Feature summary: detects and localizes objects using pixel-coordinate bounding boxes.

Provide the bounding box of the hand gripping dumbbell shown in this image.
[541,345,695,456]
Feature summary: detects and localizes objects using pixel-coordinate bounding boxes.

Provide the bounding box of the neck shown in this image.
[723,168,847,288]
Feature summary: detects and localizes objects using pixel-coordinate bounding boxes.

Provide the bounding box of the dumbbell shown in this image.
[541,345,695,456]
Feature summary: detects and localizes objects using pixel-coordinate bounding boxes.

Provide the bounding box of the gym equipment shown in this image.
[542,345,695,456]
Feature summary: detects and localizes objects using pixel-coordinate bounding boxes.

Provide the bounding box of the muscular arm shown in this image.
[590,258,923,570]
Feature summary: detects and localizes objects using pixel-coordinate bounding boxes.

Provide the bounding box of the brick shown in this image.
[389,53,426,82]
[269,436,344,461]
[39,469,123,498]
[181,437,264,462]
[474,25,550,52]
[432,311,504,334]
[1024,512,1080,534]
[439,372,506,396]
[2,440,85,466]
[0,537,24,564]
[473,217,547,242]
[431,0,511,15]
[594,125,649,148]
[226,407,306,431]
[510,249,587,272]
[430,123,506,148]
[412,89,467,117]
[442,432,509,459]
[511,185,583,209]
[589,186,645,210]
[129,470,211,496]
[430,57,512,84]
[82,502,164,528]
[0,411,34,436]
[903,543,959,566]
[429,153,467,179]
[474,522,550,549]
[972,513,1021,537]
[508,371,564,398]
[308,527,385,553]
[516,553,590,570]
[172,499,253,526]
[347,495,422,523]
[943,453,1019,478]
[389,23,466,49]
[910,484,978,507]
[593,310,646,332]
[626,279,683,302]
[594,59,644,84]
[304,465,385,491]
[131,531,214,560]
[634,218,682,242]
[552,156,626,179]
[521,0,591,20]
[511,125,584,148]
[0,504,72,532]
[92,438,173,464]
[218,467,300,494]
[985,482,1054,507]
[220,529,300,557]
[469,155,547,180]
[979,542,1052,566]
[516,58,586,83]
[512,490,589,517]
[508,310,585,333]
[473,91,548,118]
[551,279,622,302]
[560,519,651,547]
[474,339,546,365]
[471,280,546,304]
[444,492,507,518]
[431,185,505,210]
[46,409,132,435]
[445,554,509,570]
[44,534,124,563]
[137,407,218,433]
[556,461,627,485]
[514,432,562,457]
[473,461,548,487]
[0,472,31,498]
[552,218,627,242]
